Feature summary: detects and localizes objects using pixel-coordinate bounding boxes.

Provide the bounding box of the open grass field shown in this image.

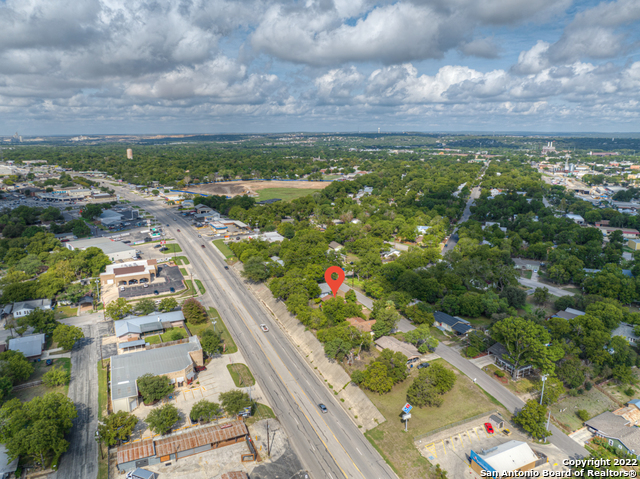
[552,387,617,432]
[54,305,77,319]
[257,187,322,201]
[246,403,276,426]
[12,359,71,402]
[599,375,640,405]
[227,363,255,387]
[16,358,70,385]
[161,243,182,253]
[185,179,329,199]
[184,279,196,296]
[186,321,213,338]
[208,307,237,354]
[212,239,235,259]
[161,327,188,342]
[364,359,497,479]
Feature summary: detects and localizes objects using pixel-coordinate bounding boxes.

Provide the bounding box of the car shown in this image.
[154,244,162,248]
[236,236,240,240]
[198,234,201,238]
[501,428,512,436]
[484,423,494,434]
[195,365,207,372]
[120,286,125,291]
[177,229,180,232]
[46,359,53,366]
[260,324,269,332]
[143,284,149,288]
[318,404,328,413]
[170,287,175,292]
[166,224,169,226]
[154,290,159,295]
[224,266,229,270]
[417,362,430,369]
[201,244,205,248]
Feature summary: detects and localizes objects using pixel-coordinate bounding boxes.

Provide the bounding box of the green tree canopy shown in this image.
[52,324,84,351]
[219,390,252,416]
[137,374,173,404]
[146,404,180,435]
[97,411,138,446]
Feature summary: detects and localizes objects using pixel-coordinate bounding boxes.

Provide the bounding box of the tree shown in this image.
[0,393,77,467]
[406,363,457,408]
[0,376,12,403]
[242,256,271,282]
[363,362,393,394]
[219,390,252,416]
[146,404,180,435]
[105,298,133,320]
[201,329,222,355]
[492,316,559,378]
[512,400,550,439]
[499,286,527,309]
[557,358,585,389]
[403,326,438,350]
[135,298,156,316]
[43,366,71,387]
[158,297,178,312]
[18,309,59,334]
[533,287,550,305]
[324,338,351,361]
[189,400,221,422]
[182,298,207,324]
[136,374,173,404]
[370,301,401,339]
[81,204,103,220]
[0,350,34,384]
[52,324,84,350]
[97,411,138,446]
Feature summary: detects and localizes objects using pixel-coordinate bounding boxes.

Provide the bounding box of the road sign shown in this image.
[402,413,411,420]
[402,403,412,414]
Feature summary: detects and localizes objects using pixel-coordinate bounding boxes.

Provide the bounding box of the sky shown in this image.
[2,0,640,135]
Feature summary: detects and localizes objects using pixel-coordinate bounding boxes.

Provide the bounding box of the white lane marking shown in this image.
[356,447,362,455]
[294,417,299,425]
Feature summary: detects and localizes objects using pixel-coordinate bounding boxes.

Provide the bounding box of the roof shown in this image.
[119,339,147,349]
[629,399,640,408]
[479,441,538,471]
[374,336,420,359]
[0,444,18,474]
[195,204,211,210]
[221,473,249,479]
[68,238,134,255]
[585,411,640,453]
[117,438,155,464]
[346,317,376,333]
[452,322,474,334]
[113,265,145,276]
[8,333,45,358]
[434,311,473,334]
[433,311,459,327]
[329,241,343,249]
[110,336,200,400]
[130,469,155,479]
[114,311,184,337]
[318,282,332,296]
[154,420,248,457]
[12,298,51,312]
[553,311,577,320]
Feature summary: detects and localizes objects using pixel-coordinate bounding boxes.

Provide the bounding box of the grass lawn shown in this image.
[12,359,71,402]
[247,403,276,426]
[162,243,182,253]
[600,374,640,404]
[144,335,161,345]
[186,321,214,338]
[521,270,533,279]
[54,305,77,319]
[161,327,188,342]
[97,360,109,420]
[464,315,493,329]
[212,239,235,259]
[180,268,188,276]
[174,256,190,265]
[552,388,617,432]
[483,364,537,396]
[195,279,206,294]
[227,363,255,387]
[208,307,237,354]
[363,359,497,479]
[184,280,196,296]
[257,187,322,202]
[17,358,70,385]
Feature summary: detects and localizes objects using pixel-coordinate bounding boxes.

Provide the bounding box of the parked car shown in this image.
[201,244,205,248]
[417,362,430,369]
[153,290,159,295]
[484,423,494,434]
[170,287,175,292]
[318,404,328,413]
[224,266,229,270]
[198,234,201,238]
[501,428,511,436]
[260,324,269,332]
[120,286,125,291]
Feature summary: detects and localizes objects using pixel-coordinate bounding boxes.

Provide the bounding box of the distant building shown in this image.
[67,238,137,262]
[11,299,52,318]
[433,311,474,336]
[115,311,184,342]
[565,214,585,225]
[542,141,556,155]
[258,232,285,243]
[374,336,420,362]
[597,226,640,239]
[328,241,343,251]
[126,149,133,159]
[612,323,639,344]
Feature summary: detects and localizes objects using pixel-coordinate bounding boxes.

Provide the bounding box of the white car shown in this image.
[260,324,269,332]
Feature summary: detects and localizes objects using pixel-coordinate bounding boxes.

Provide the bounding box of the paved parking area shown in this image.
[119,265,185,298]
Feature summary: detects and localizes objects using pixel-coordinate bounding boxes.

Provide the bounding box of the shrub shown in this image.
[181,298,207,324]
[495,370,506,378]
[568,389,579,397]
[577,388,584,395]
[43,366,70,387]
[466,347,479,358]
[625,387,635,396]
[137,374,173,404]
[585,381,593,391]
[577,409,590,422]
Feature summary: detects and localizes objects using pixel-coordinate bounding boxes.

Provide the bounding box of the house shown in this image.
[328,241,343,251]
[0,305,12,319]
[613,323,639,343]
[488,342,533,378]
[116,420,248,471]
[417,226,431,234]
[381,248,401,260]
[67,238,138,262]
[597,226,640,239]
[11,299,52,318]
[585,410,640,458]
[258,232,285,243]
[551,308,585,321]
[110,336,203,412]
[629,239,640,251]
[433,311,474,336]
[100,259,158,287]
[8,333,46,360]
[317,282,333,298]
[565,214,585,225]
[374,336,420,362]
[182,199,195,208]
[115,311,185,341]
[470,440,545,476]
[482,222,507,233]
[346,317,376,333]
[270,256,284,267]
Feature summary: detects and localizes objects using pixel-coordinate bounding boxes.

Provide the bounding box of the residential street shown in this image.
[435,344,588,460]
[517,277,575,297]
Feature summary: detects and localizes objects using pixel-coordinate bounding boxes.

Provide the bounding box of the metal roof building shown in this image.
[8,333,45,359]
[470,440,543,476]
[110,336,202,413]
[114,311,185,338]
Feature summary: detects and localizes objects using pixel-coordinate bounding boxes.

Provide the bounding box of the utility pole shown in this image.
[539,374,549,405]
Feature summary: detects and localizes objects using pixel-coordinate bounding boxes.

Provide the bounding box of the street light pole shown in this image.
[539,374,549,405]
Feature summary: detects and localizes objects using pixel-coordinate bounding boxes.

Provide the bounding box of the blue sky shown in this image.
[1,0,640,135]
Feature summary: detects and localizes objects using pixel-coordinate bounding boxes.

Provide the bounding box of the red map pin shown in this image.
[324,266,345,298]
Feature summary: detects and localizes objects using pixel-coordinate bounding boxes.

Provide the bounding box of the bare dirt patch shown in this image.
[187,180,330,198]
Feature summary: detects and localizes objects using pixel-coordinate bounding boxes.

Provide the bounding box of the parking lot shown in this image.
[119,265,185,298]
[417,415,571,478]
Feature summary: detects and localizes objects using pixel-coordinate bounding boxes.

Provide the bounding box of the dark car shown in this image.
[46,359,53,366]
[417,362,430,369]
[318,404,328,413]
[201,244,205,248]
[154,244,162,248]
[236,236,240,240]
[224,266,229,270]
[154,290,159,295]
[166,224,169,227]
[177,229,180,232]
[170,287,175,292]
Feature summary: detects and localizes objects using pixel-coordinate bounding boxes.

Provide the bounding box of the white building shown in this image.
[11,299,52,318]
[66,238,138,262]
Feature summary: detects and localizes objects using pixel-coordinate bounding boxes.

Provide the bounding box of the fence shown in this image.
[413,409,499,443]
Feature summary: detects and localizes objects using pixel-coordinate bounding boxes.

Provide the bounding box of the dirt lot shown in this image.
[186,180,330,198]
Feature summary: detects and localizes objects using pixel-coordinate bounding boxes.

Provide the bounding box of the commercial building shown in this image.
[470,440,546,476]
[127,149,133,159]
[597,226,640,239]
[110,336,203,412]
[66,238,137,262]
[258,232,285,242]
[115,311,185,342]
[100,259,158,286]
[10,299,52,318]
[8,333,46,360]
[629,239,640,251]
[565,213,585,225]
[116,420,249,472]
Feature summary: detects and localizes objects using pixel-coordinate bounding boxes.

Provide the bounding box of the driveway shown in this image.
[517,278,575,297]
[435,343,587,460]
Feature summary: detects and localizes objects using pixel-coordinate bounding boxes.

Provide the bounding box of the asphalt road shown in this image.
[435,344,587,460]
[517,277,575,297]
[57,320,112,479]
[112,186,396,479]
